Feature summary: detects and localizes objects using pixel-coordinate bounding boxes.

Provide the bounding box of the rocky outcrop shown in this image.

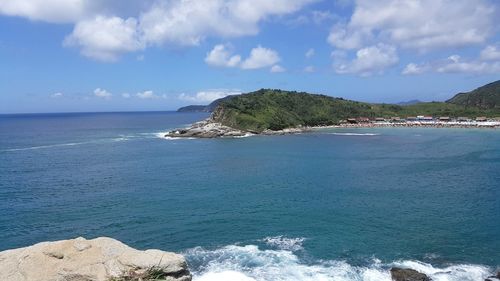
[0,237,191,281]
[485,272,500,281]
[165,119,251,138]
[164,119,309,139]
[390,267,430,281]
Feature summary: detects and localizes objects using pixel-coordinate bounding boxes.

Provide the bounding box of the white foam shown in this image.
[1,135,135,152]
[163,136,197,140]
[262,236,306,251]
[330,133,380,136]
[196,271,256,281]
[185,241,494,281]
[1,142,90,152]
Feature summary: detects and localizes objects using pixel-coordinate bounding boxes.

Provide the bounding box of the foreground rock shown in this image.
[0,237,191,281]
[165,119,250,138]
[165,119,310,139]
[390,267,430,281]
[485,272,500,281]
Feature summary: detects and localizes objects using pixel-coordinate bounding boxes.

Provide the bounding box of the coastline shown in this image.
[164,119,500,139]
[309,121,500,130]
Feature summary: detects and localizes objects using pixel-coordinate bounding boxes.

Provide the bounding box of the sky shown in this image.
[0,0,499,113]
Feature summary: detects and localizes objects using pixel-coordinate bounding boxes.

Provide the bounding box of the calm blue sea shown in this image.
[0,112,499,281]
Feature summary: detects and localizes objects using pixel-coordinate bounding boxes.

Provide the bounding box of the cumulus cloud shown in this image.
[64,16,144,61]
[403,54,500,75]
[436,55,500,74]
[121,93,131,98]
[205,44,241,67]
[178,90,242,103]
[136,90,158,99]
[94,88,112,99]
[241,46,280,69]
[334,44,399,76]
[205,44,280,70]
[480,44,500,61]
[328,0,497,51]
[270,65,286,73]
[0,0,86,23]
[2,0,313,61]
[402,63,427,75]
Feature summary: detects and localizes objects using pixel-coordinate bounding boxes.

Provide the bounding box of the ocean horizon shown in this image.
[1,111,498,281]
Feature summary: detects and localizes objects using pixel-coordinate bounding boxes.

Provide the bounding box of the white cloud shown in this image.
[205,44,241,67]
[402,63,427,75]
[328,0,497,51]
[480,44,500,61]
[436,55,500,74]
[139,0,315,47]
[178,90,242,103]
[94,88,112,99]
[23,0,308,61]
[0,0,86,23]
[270,65,286,73]
[310,10,335,25]
[304,66,315,73]
[241,46,280,70]
[403,54,500,75]
[334,44,399,76]
[50,92,63,98]
[305,48,315,58]
[64,16,144,61]
[121,93,131,98]
[205,44,281,70]
[136,90,158,99]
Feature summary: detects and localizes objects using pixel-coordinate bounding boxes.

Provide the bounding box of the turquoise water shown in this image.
[0,112,499,280]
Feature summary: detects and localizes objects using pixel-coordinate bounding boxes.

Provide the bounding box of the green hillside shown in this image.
[447,80,500,109]
[210,89,499,132]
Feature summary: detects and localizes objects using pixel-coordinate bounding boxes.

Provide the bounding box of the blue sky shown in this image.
[0,0,499,113]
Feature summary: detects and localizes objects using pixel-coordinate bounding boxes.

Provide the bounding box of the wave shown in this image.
[261,236,306,251]
[1,141,92,152]
[184,240,493,281]
[1,136,134,152]
[330,133,380,136]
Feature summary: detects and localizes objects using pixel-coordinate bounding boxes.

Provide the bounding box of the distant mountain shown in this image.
[177,95,237,112]
[447,80,500,109]
[177,105,209,112]
[397,99,423,106]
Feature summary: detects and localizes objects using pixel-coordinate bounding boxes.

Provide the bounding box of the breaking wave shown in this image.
[184,239,494,281]
[330,133,380,136]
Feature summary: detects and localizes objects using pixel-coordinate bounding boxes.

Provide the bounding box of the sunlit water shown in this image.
[0,112,499,280]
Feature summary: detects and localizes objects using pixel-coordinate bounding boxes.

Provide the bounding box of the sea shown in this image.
[0,111,499,281]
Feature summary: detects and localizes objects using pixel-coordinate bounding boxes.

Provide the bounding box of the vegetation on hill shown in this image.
[447,80,500,109]
[177,105,209,112]
[209,89,499,132]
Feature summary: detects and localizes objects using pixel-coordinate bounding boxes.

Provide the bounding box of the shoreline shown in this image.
[164,119,500,139]
[309,121,500,130]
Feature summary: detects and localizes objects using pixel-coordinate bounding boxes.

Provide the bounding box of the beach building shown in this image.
[418,116,434,121]
[476,117,487,122]
[375,117,386,122]
[439,117,451,122]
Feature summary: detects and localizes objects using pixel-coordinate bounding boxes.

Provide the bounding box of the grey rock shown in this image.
[0,237,191,281]
[390,267,430,281]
